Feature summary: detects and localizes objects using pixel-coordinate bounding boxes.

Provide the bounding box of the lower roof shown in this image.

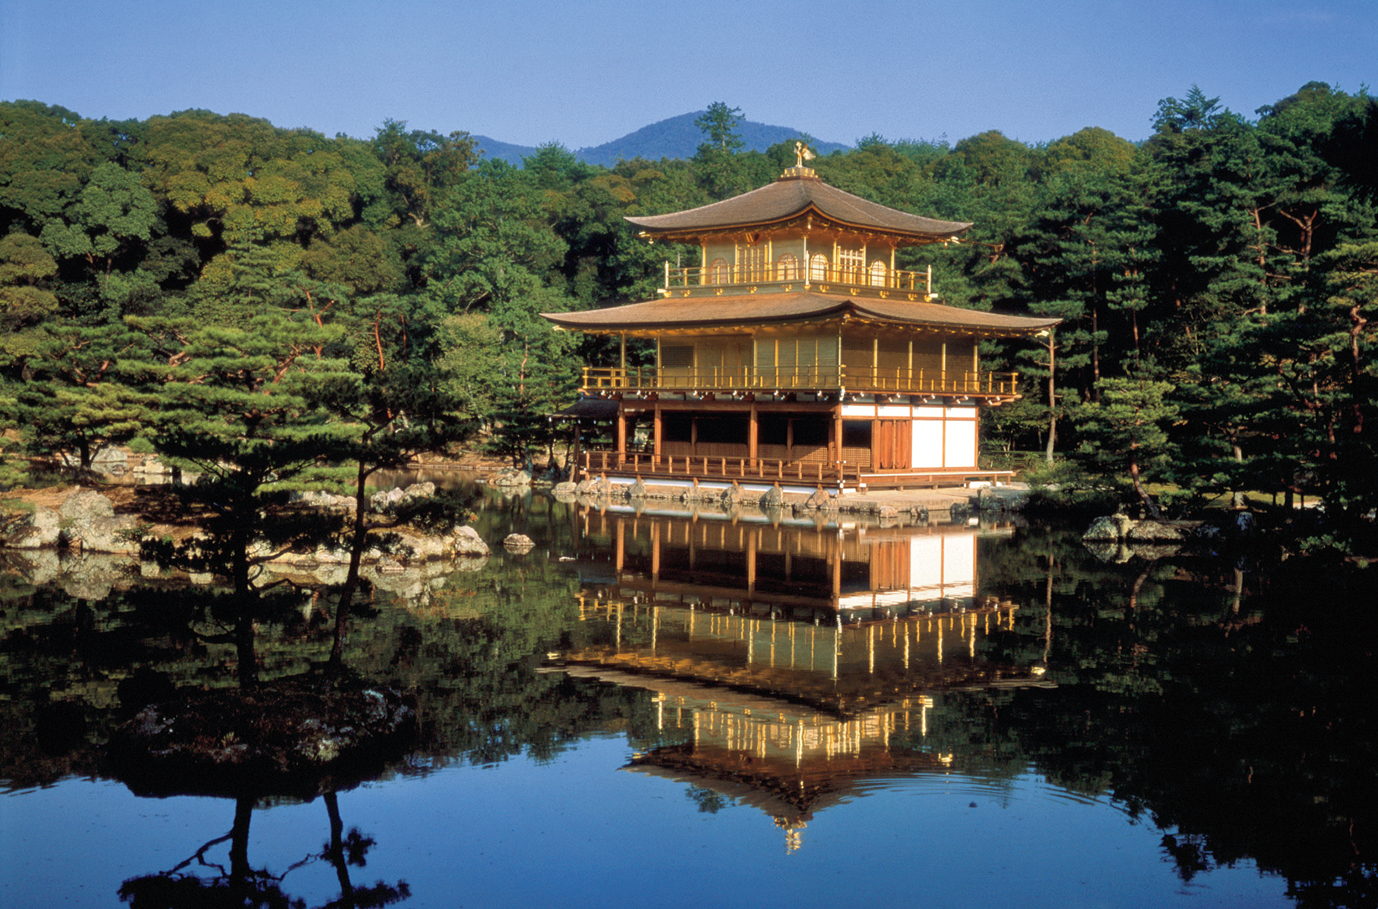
[543,291,1060,338]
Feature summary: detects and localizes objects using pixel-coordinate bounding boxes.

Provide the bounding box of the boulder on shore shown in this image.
[719,484,751,509]
[491,468,532,488]
[0,505,62,549]
[2,489,142,554]
[1084,514,1137,542]
[799,488,837,512]
[1126,519,1194,543]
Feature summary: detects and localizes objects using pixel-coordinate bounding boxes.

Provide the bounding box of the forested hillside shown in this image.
[1,89,1375,550]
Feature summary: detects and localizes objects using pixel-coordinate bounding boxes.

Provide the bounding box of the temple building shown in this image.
[543,151,1059,493]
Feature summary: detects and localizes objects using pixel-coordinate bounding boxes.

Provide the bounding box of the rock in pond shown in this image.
[104,678,416,798]
[503,533,536,552]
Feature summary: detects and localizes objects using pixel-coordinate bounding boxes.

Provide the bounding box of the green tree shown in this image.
[1073,373,1179,515]
[10,322,150,472]
[126,312,353,683]
[418,159,568,314]
[37,161,157,275]
[0,233,60,370]
[300,224,404,295]
[436,312,503,428]
[0,101,101,237]
[371,119,479,229]
[920,131,1039,312]
[309,317,473,668]
[140,111,360,284]
[1233,240,1378,531]
[693,102,748,200]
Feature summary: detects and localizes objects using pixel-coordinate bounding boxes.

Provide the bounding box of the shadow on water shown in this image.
[116,791,410,909]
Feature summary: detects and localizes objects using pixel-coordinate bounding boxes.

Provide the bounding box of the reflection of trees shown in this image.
[963,524,1378,903]
[118,792,409,909]
[686,785,726,814]
[12,511,1378,903]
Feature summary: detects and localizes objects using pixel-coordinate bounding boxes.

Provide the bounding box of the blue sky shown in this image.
[2,0,1373,149]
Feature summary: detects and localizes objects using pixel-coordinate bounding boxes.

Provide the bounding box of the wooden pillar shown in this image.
[653,405,662,457]
[833,404,844,483]
[748,403,758,460]
[746,527,757,596]
[650,521,661,582]
[615,517,625,572]
[617,412,627,460]
[571,421,582,479]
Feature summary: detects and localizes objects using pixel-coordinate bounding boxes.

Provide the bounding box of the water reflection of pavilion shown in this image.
[552,510,1050,851]
[561,509,1035,714]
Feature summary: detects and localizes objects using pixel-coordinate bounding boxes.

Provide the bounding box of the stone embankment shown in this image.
[1081,512,1253,562]
[552,475,1029,525]
[1,483,492,596]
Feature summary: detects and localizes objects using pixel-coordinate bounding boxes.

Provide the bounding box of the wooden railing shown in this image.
[664,263,933,294]
[579,451,1016,488]
[581,365,1019,397]
[583,451,861,485]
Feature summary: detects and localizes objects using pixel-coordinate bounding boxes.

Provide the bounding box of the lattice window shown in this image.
[837,246,864,282]
[661,345,694,368]
[775,253,799,281]
[809,253,829,282]
[737,243,767,282]
[869,260,888,286]
[707,258,731,284]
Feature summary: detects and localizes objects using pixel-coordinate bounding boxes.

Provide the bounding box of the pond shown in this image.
[2,481,1373,908]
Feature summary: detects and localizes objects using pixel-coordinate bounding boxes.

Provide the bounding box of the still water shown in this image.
[1,482,1372,907]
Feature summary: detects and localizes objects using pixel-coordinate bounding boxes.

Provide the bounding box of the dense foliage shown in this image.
[1,84,1375,548]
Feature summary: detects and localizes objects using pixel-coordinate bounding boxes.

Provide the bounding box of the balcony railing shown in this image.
[663,263,932,295]
[583,451,860,485]
[581,366,1020,398]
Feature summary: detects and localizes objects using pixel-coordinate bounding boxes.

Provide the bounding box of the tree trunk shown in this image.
[330,459,374,671]
[1045,335,1057,465]
[323,792,355,903]
[1129,443,1161,518]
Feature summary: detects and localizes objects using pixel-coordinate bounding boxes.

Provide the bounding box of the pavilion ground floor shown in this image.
[573,395,1014,492]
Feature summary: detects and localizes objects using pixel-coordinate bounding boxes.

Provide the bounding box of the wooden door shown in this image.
[875,420,911,470]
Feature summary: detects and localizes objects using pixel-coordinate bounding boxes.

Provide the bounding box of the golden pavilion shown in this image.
[543,152,1058,493]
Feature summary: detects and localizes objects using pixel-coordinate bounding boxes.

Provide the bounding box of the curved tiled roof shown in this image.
[625,174,971,242]
[544,291,1059,337]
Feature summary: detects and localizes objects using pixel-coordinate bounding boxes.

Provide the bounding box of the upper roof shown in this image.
[625,171,972,243]
[543,291,1060,338]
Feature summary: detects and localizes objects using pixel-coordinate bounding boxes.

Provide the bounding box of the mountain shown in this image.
[473,112,849,167]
